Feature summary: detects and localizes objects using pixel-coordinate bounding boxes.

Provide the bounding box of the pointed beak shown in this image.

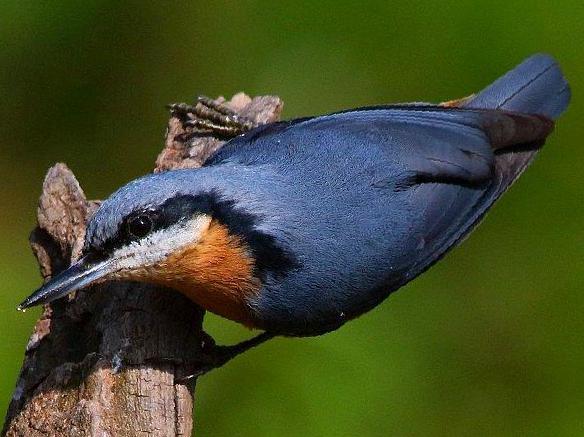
[18,256,115,310]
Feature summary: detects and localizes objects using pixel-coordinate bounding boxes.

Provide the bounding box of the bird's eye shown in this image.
[127,214,154,239]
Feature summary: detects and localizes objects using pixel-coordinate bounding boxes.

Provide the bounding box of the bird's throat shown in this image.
[153,219,261,327]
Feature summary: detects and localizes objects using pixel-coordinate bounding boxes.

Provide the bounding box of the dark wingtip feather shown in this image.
[463,54,571,185]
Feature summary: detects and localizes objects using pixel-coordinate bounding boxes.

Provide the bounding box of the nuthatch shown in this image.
[20,54,570,338]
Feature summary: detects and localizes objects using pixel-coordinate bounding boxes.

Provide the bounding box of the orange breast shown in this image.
[152,220,262,327]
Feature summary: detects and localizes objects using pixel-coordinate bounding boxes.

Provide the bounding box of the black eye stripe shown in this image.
[92,197,201,254]
[87,191,300,280]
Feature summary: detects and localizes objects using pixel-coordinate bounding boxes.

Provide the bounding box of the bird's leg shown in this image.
[167,95,255,137]
[207,331,276,367]
[177,331,276,381]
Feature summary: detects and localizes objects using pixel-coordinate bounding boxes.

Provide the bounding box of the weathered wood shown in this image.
[3,94,283,436]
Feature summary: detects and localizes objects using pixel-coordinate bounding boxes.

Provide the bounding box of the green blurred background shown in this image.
[1,1,582,435]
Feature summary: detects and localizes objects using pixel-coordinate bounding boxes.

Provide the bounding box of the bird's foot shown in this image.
[167,96,255,137]
[176,331,275,382]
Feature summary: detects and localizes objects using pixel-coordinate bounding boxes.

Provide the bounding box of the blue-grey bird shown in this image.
[19,54,570,337]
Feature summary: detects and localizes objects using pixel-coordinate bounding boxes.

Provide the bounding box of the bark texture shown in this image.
[3,94,283,436]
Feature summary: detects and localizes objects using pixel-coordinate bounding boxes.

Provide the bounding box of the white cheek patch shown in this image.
[110,214,211,271]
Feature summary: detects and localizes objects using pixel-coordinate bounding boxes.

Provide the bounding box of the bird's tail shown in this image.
[403,55,570,286]
[462,54,570,203]
[465,53,571,120]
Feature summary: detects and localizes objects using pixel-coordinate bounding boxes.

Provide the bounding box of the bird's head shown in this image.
[18,170,276,325]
